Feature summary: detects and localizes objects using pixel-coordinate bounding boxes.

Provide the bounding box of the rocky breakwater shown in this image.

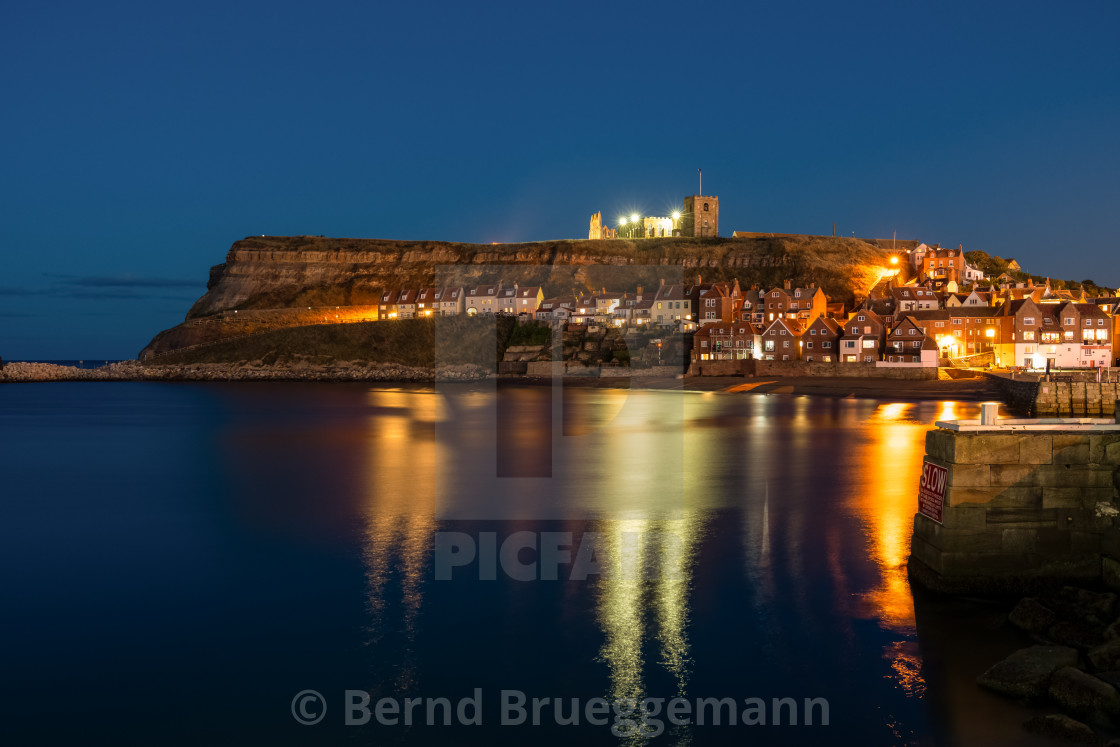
[0,360,489,383]
[140,233,896,358]
[978,587,1120,744]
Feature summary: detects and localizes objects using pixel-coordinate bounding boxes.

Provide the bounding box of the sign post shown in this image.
[918,459,947,524]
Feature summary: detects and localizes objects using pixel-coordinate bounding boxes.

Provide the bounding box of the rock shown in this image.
[1049,666,1120,716]
[1094,671,1120,691]
[1089,639,1120,671]
[1023,714,1097,743]
[1105,621,1120,642]
[978,645,1080,699]
[1049,620,1107,650]
[1045,587,1120,623]
[1010,597,1059,634]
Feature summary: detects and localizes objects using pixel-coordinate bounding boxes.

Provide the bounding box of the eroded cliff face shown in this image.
[141,233,899,358]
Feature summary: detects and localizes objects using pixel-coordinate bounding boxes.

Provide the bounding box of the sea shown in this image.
[0,382,1067,746]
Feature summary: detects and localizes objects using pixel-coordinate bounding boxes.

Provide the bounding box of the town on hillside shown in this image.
[370,240,1119,375]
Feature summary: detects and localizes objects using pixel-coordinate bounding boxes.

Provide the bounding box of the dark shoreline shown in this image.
[1,361,1007,403]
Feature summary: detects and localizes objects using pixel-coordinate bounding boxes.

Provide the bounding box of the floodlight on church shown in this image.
[630,214,639,223]
[672,211,680,220]
[619,217,627,226]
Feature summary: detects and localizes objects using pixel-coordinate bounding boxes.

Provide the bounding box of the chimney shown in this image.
[660,278,665,286]
[697,274,702,285]
[637,285,643,298]
[784,279,791,290]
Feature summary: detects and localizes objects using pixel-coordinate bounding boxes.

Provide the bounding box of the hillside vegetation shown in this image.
[147,316,515,369]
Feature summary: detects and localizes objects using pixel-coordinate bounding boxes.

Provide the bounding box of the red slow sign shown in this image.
[918,459,947,524]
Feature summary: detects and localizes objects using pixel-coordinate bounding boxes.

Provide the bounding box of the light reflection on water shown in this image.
[348,386,997,745]
[6,382,1064,747]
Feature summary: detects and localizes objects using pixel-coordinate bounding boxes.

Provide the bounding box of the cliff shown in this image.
[140,233,900,359]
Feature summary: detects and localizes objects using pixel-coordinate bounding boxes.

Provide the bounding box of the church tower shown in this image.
[681,195,718,238]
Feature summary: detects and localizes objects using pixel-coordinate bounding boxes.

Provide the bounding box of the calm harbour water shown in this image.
[0,383,1060,745]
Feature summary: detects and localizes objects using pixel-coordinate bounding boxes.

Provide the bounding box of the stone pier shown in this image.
[908,416,1120,594]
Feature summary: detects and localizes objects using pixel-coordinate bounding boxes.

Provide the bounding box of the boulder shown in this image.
[1044,587,1120,623]
[1010,597,1058,634]
[1049,620,1107,650]
[1089,639,1120,671]
[978,646,1080,699]
[1048,666,1120,716]
[1105,620,1120,642]
[1023,714,1097,744]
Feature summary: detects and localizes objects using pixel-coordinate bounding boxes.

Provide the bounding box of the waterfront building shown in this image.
[802,316,841,363]
[840,309,887,363]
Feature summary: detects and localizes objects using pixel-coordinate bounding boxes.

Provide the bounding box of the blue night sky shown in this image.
[2,0,1118,359]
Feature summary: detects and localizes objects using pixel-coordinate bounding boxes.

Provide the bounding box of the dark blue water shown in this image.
[0,383,1050,745]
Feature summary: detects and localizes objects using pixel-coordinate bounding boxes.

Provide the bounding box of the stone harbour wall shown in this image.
[909,427,1120,594]
[1035,381,1119,417]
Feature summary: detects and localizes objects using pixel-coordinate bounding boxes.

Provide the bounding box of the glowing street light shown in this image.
[890,256,899,265]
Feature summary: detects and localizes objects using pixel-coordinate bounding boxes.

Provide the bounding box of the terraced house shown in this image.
[839,309,887,363]
[802,316,841,363]
[692,322,759,361]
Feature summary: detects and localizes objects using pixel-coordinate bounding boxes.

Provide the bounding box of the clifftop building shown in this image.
[588,194,719,239]
[588,211,616,240]
[681,195,718,238]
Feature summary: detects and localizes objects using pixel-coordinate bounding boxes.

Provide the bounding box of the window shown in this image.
[845,340,856,349]
[783,340,790,348]
[912,340,920,347]
[864,355,873,362]
[823,341,831,349]
[1099,319,1105,326]
[806,341,813,349]
[701,340,708,348]
[953,318,962,325]
[795,290,801,298]
[909,328,916,335]
[810,329,817,335]
[857,315,866,321]
[863,339,877,348]
[1023,331,1035,341]
[703,203,709,211]
[1086,319,1093,327]
[935,321,945,328]
[1024,317,1035,325]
